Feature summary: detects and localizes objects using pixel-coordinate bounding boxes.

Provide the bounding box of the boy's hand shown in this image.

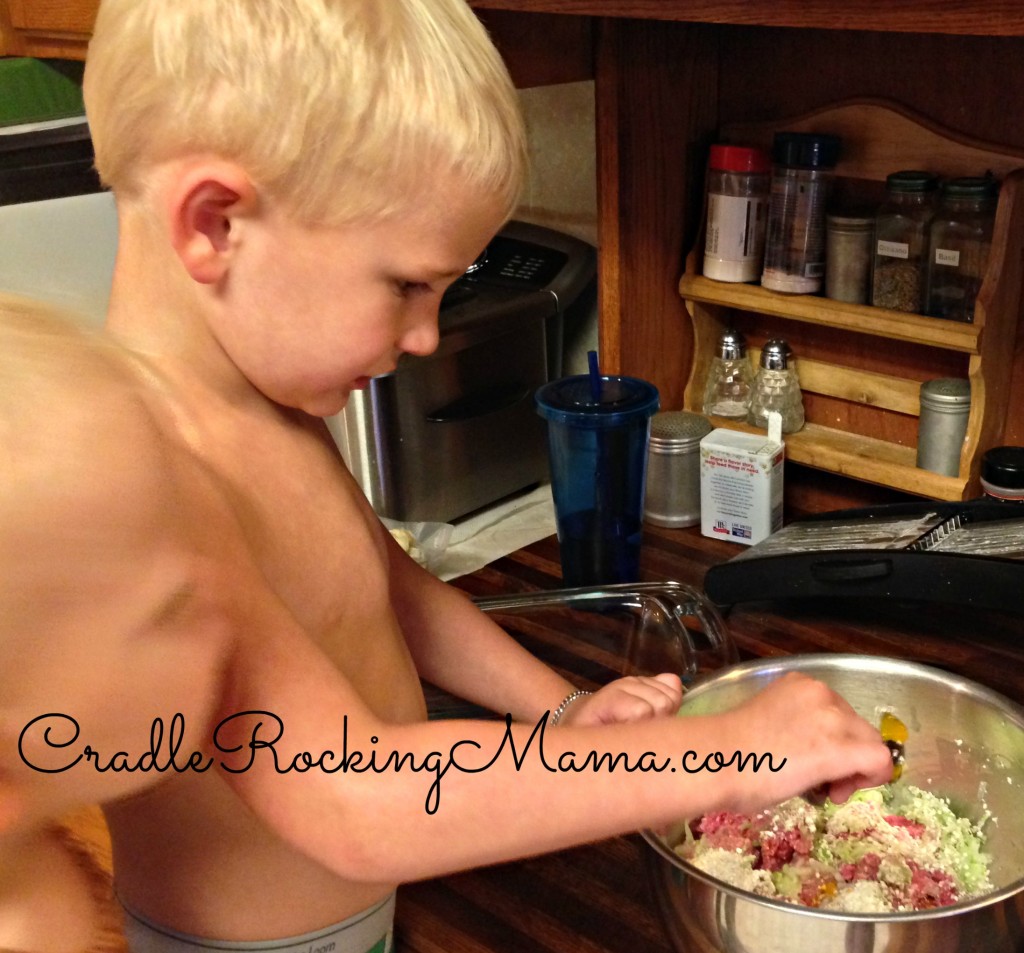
[557,673,683,727]
[720,672,894,814]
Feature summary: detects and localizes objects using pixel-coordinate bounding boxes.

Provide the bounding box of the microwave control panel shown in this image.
[472,235,569,291]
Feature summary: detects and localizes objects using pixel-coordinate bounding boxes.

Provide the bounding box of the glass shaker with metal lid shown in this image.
[747,339,805,433]
[872,170,939,313]
[701,329,754,420]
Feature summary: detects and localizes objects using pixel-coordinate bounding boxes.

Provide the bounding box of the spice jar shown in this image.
[644,411,713,528]
[916,378,970,477]
[872,170,939,313]
[703,145,771,283]
[701,328,754,420]
[825,211,873,304]
[747,339,805,433]
[761,132,841,294]
[981,446,1024,502]
[925,176,998,323]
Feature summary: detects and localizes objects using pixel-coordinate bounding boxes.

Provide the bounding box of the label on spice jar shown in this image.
[877,239,910,259]
[934,248,961,267]
[705,194,767,261]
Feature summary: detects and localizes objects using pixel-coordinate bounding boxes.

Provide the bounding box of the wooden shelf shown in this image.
[680,100,1024,501]
[703,417,967,501]
[678,274,982,353]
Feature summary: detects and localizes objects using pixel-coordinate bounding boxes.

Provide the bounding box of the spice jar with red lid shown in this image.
[702,144,771,283]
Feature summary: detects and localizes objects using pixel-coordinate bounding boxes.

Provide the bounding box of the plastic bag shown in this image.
[380,518,454,575]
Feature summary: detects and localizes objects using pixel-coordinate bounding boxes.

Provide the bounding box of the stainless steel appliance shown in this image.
[331,220,596,523]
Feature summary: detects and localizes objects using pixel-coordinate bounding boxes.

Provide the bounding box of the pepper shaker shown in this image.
[748,339,805,433]
[702,329,755,420]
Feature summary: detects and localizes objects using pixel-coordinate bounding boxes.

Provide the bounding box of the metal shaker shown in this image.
[917,378,970,477]
[644,411,713,528]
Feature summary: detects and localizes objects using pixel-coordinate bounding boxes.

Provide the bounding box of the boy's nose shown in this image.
[398,307,440,357]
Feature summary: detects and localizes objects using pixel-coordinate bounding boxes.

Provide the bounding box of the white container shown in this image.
[699,415,784,546]
[703,144,770,283]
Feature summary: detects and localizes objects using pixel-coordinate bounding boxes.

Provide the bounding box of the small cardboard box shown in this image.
[700,418,784,546]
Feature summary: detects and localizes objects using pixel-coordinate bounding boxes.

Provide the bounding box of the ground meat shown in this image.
[696,812,759,855]
[674,784,992,914]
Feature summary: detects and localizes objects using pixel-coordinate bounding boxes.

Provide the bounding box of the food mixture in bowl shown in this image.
[675,784,993,913]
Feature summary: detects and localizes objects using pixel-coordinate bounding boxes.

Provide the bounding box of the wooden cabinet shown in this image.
[0,0,97,58]
[472,2,1024,509]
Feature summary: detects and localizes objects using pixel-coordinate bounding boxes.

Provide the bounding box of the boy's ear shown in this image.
[167,161,260,285]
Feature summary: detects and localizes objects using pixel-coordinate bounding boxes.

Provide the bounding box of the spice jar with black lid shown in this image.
[925,176,998,323]
[981,446,1024,502]
[761,132,841,294]
[872,170,939,313]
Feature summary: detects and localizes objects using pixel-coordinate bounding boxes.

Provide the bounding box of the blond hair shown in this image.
[83,0,526,224]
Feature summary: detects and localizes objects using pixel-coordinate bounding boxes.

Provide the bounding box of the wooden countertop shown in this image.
[396,522,1024,953]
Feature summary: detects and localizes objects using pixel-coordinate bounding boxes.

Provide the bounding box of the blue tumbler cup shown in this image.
[535,374,659,586]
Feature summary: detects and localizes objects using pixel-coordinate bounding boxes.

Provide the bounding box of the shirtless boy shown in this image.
[5,0,898,949]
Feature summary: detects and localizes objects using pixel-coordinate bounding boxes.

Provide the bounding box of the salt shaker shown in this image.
[748,339,805,433]
[702,329,754,420]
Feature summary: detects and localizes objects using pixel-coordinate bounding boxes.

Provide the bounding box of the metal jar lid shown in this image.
[715,329,748,360]
[826,211,874,232]
[885,170,939,193]
[919,378,970,412]
[648,411,713,452]
[759,339,792,371]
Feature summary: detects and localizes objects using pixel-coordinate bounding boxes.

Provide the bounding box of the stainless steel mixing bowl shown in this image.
[642,654,1024,953]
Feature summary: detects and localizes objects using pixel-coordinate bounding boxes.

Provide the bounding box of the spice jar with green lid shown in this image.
[872,170,939,313]
[925,176,999,323]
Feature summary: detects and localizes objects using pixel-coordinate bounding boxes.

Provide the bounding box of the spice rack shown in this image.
[680,99,1024,501]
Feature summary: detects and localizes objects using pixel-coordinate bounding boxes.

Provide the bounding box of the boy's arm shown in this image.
[218,588,894,886]
[384,533,678,726]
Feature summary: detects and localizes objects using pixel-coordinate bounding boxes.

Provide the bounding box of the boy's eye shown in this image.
[394,280,432,298]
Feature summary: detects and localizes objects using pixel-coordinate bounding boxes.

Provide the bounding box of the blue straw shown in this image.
[588,350,602,403]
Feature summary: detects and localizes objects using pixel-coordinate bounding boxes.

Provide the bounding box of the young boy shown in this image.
[0,0,899,949]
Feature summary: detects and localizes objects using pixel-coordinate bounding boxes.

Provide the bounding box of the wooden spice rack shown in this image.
[680,99,1024,501]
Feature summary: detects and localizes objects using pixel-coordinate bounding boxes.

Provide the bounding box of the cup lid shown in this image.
[536,374,660,428]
